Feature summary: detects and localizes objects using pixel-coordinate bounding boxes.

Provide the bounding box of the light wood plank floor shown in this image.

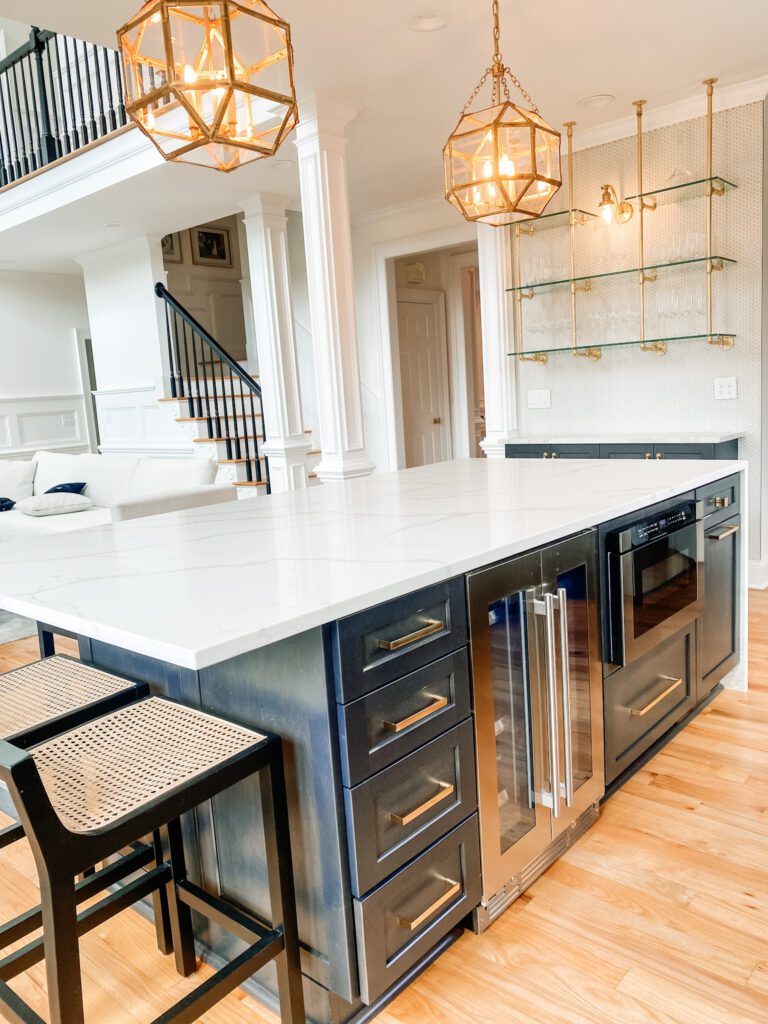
[1,598,767,1023]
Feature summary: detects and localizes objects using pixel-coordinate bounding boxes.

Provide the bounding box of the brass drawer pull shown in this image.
[708,524,739,542]
[630,676,684,717]
[711,495,731,509]
[376,619,445,652]
[383,695,449,733]
[396,880,461,932]
[390,782,455,826]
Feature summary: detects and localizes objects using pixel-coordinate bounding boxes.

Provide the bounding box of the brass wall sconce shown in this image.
[598,183,633,224]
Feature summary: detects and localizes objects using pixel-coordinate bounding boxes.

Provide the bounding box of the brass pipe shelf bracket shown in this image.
[634,100,665,356]
[703,78,732,349]
[565,121,601,360]
[513,224,549,363]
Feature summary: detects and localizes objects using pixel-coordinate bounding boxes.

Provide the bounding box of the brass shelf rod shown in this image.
[565,121,600,361]
[703,78,735,350]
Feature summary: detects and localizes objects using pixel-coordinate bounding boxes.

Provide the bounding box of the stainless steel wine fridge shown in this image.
[467,530,605,930]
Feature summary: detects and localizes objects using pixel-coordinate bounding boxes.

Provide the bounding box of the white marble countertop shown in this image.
[0,458,746,670]
[509,433,743,444]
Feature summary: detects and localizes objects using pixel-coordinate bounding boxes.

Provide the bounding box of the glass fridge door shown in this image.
[467,551,552,901]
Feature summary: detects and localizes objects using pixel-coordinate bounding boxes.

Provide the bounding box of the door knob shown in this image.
[433,417,441,425]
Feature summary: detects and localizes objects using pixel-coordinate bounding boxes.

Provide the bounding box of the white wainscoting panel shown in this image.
[0,395,90,459]
[94,385,194,457]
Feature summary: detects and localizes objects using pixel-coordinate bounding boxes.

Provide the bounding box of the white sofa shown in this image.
[0,451,235,543]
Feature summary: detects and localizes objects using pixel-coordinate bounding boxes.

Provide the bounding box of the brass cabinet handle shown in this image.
[376,619,445,652]
[551,452,558,459]
[383,695,449,733]
[389,782,455,826]
[656,453,663,460]
[396,880,461,931]
[707,524,739,542]
[542,452,549,459]
[645,452,652,459]
[630,675,684,717]
[433,416,442,425]
[711,495,731,509]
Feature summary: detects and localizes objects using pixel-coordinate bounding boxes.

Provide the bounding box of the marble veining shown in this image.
[0,458,746,669]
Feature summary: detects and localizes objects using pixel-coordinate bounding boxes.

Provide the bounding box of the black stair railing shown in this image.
[155,282,270,493]
[0,26,128,188]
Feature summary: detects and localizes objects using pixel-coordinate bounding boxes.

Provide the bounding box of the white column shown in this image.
[294,95,374,481]
[240,194,310,492]
[477,224,518,458]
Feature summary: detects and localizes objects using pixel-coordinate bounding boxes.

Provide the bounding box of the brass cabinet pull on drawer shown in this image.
[390,782,455,826]
[707,524,739,541]
[396,880,461,932]
[711,495,731,509]
[630,676,684,717]
[383,695,449,733]
[376,619,445,652]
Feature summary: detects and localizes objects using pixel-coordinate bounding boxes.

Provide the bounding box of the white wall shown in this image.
[0,270,92,457]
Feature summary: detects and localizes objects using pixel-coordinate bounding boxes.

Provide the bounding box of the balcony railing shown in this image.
[0,26,128,188]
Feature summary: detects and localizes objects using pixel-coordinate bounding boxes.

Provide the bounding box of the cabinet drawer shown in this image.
[696,474,740,527]
[345,719,477,896]
[505,444,599,459]
[338,649,471,788]
[604,625,696,784]
[699,513,741,698]
[353,815,480,1005]
[332,578,468,703]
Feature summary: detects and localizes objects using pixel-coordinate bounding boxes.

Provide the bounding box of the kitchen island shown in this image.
[0,458,748,1024]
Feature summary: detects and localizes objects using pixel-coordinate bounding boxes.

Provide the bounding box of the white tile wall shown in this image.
[512,102,762,558]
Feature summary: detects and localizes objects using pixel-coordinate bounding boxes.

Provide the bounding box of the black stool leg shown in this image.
[164,818,197,977]
[150,829,173,955]
[37,624,56,659]
[260,744,305,1024]
[39,871,85,1024]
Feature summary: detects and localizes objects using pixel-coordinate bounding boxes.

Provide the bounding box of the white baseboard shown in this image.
[748,560,768,590]
[98,443,194,458]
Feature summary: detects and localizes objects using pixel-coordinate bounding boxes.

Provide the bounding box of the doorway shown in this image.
[393,244,483,468]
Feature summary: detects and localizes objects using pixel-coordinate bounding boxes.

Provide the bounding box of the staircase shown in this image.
[155,283,271,496]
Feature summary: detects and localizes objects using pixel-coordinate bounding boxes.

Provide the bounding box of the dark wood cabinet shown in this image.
[698,514,741,699]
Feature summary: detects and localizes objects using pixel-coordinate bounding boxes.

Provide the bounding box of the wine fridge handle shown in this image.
[557,587,575,809]
[544,592,561,819]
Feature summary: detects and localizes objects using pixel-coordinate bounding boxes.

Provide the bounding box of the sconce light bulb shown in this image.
[601,203,614,224]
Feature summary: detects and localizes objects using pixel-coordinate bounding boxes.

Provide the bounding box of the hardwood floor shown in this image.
[1,600,767,1023]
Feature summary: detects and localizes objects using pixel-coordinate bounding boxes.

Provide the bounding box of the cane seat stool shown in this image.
[0,694,305,1024]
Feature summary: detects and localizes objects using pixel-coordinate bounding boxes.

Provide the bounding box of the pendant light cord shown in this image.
[462,0,539,114]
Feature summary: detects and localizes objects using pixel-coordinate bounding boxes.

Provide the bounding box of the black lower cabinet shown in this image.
[698,513,741,700]
[604,625,697,785]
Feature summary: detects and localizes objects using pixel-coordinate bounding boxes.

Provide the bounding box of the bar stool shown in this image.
[0,656,173,958]
[0,695,305,1024]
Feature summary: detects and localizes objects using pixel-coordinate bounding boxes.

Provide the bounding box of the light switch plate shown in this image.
[61,414,76,426]
[527,388,551,409]
[713,377,737,401]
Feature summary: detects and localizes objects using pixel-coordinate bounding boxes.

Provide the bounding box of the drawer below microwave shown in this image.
[353,815,480,1005]
[604,624,696,784]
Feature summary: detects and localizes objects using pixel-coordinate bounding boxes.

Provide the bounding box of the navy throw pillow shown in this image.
[0,497,15,512]
[45,482,86,495]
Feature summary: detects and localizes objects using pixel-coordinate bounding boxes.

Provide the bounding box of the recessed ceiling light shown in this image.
[103,222,122,229]
[270,159,295,170]
[577,94,616,109]
[410,12,450,32]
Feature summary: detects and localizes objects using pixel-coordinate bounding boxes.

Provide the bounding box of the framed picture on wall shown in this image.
[161,232,183,264]
[190,225,232,268]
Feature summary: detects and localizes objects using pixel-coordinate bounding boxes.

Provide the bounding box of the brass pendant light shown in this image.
[117,1,298,172]
[444,0,562,226]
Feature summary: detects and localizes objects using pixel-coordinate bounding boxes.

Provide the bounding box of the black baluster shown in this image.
[30,28,57,165]
[163,304,176,398]
[180,320,194,415]
[191,333,203,417]
[102,47,117,132]
[52,36,72,154]
[81,40,97,140]
[239,385,253,482]
[250,391,263,483]
[198,336,213,437]
[219,358,232,461]
[0,74,18,183]
[63,36,81,149]
[171,310,184,399]
[209,347,223,443]
[92,44,107,137]
[113,51,127,125]
[25,54,44,168]
[66,36,87,144]
[43,38,62,159]
[10,63,31,176]
[228,372,242,462]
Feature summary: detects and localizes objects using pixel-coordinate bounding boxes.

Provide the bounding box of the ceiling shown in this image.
[0,0,767,271]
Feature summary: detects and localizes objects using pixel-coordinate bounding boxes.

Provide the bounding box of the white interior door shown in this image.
[397,290,451,468]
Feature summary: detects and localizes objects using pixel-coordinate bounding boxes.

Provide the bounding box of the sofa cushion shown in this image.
[17,493,94,517]
[34,452,140,508]
[45,482,87,495]
[0,498,15,512]
[132,456,218,496]
[0,459,36,501]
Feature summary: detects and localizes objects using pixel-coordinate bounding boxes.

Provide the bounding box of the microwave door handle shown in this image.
[557,587,575,809]
[543,593,561,819]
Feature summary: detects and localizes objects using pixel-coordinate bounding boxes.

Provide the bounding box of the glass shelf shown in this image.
[508,333,736,359]
[512,208,596,234]
[626,175,737,206]
[507,255,736,294]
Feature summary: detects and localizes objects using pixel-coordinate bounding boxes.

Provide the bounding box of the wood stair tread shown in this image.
[193,436,263,443]
[219,457,265,464]
[233,480,268,488]
[176,415,262,423]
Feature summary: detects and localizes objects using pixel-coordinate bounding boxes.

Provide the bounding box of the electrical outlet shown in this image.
[527,388,551,409]
[713,377,737,401]
[61,414,76,426]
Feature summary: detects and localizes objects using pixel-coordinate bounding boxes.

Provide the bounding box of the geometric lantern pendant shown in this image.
[117,0,298,173]
[444,0,561,225]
